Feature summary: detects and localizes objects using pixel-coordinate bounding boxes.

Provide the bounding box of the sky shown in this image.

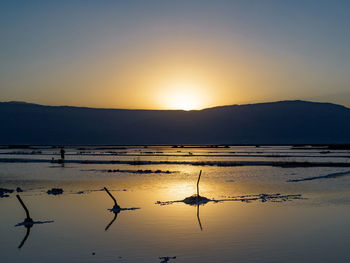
[0,0,350,110]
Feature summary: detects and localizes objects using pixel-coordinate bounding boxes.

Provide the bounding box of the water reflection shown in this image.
[157,193,304,205]
[157,170,212,206]
[105,209,120,231]
[15,195,53,249]
[18,223,32,249]
[196,205,203,231]
[103,187,140,231]
[0,146,349,263]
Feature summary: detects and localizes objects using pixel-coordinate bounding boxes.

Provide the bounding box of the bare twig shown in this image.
[16,195,32,222]
[196,170,202,196]
[104,187,120,209]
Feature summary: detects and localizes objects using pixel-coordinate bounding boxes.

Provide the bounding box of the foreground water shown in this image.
[0,146,349,263]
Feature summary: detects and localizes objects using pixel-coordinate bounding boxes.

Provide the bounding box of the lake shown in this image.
[0,146,349,263]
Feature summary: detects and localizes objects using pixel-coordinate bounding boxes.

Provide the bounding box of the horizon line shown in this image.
[1,99,348,111]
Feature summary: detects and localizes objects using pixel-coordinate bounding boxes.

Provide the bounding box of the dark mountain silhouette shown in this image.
[0,100,349,145]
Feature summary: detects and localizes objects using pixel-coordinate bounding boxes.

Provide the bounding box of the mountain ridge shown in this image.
[1,100,349,145]
[2,99,349,111]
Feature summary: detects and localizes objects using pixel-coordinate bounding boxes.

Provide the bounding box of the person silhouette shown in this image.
[60,148,65,160]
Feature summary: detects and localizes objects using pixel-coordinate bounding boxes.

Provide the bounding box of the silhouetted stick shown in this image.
[196,170,202,197]
[196,205,203,231]
[104,187,120,209]
[16,195,32,222]
[18,226,31,249]
[105,211,119,231]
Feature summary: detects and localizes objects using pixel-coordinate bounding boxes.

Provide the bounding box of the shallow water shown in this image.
[0,146,349,263]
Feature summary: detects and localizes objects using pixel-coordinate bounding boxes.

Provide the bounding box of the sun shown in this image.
[158,81,206,111]
[170,91,199,111]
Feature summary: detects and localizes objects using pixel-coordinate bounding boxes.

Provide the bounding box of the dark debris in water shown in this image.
[156,194,215,206]
[0,188,14,198]
[73,188,127,195]
[156,193,304,206]
[222,193,305,203]
[0,188,14,193]
[47,188,64,195]
[159,256,176,263]
[15,220,54,227]
[288,170,350,182]
[108,207,140,213]
[0,187,24,197]
[183,194,211,205]
[82,168,175,174]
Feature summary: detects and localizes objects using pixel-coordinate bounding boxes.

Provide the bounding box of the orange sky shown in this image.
[1,1,350,110]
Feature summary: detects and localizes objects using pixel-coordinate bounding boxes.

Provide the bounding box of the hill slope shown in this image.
[0,100,349,145]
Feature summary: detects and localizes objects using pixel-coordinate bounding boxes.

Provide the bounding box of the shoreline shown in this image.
[1,157,350,168]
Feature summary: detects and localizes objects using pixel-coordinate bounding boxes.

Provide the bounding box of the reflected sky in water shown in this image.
[0,146,349,262]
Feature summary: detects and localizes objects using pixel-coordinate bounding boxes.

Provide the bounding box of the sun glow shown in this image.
[170,91,199,111]
[158,81,208,111]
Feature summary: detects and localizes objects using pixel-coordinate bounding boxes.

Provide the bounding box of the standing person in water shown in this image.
[60,147,65,160]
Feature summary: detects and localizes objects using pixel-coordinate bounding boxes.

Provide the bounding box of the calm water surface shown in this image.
[0,146,349,263]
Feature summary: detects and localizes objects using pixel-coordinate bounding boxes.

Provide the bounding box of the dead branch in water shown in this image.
[104,187,120,209]
[16,195,33,222]
[196,170,202,196]
[16,194,33,249]
[15,195,53,249]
